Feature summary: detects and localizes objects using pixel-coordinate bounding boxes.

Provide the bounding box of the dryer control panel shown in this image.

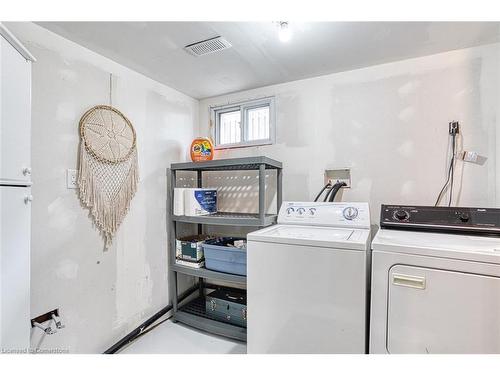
[278,201,370,229]
[380,204,500,235]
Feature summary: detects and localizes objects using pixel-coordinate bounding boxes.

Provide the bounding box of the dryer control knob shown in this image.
[394,210,409,221]
[286,207,295,215]
[297,208,305,215]
[458,213,470,222]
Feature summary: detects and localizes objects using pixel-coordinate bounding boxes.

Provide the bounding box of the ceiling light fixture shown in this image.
[278,21,292,43]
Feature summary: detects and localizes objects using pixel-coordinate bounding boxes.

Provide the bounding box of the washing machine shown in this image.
[247,201,371,354]
[370,204,500,354]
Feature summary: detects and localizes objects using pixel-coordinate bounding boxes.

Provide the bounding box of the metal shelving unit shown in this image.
[167,156,282,342]
[171,263,247,284]
[172,212,278,226]
[176,297,247,341]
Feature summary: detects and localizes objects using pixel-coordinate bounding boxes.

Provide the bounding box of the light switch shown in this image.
[66,169,78,189]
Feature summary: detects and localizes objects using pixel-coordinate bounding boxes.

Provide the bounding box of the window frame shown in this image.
[211,97,276,149]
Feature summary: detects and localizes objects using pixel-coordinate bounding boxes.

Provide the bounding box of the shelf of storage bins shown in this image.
[170,263,246,284]
[168,156,282,343]
[172,212,278,227]
[174,297,246,342]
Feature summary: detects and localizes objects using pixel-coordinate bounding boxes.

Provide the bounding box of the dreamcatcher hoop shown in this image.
[79,105,136,163]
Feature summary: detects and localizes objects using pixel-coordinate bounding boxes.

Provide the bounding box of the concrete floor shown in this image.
[119,319,247,354]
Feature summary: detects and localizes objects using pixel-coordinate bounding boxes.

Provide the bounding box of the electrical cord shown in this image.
[448,134,456,207]
[326,181,347,202]
[435,132,457,206]
[434,137,454,206]
[314,182,332,202]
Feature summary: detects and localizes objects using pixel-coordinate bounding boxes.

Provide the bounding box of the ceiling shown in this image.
[38,22,500,99]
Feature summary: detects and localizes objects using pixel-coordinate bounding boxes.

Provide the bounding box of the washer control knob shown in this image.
[286,207,295,215]
[297,208,305,215]
[343,207,358,220]
[394,210,409,221]
[309,208,316,216]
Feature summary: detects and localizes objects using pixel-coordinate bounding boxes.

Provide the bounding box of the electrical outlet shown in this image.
[66,169,78,189]
[325,169,351,188]
[449,121,460,135]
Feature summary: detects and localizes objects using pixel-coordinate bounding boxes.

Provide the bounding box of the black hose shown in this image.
[326,181,347,202]
[314,182,331,202]
[103,283,199,354]
[323,185,334,201]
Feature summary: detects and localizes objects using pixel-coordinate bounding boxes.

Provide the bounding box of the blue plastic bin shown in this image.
[202,237,247,276]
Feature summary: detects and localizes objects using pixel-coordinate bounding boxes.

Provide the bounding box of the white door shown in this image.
[247,241,367,354]
[387,265,500,353]
[0,36,31,183]
[0,186,31,352]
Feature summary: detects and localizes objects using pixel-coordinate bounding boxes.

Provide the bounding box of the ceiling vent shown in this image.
[184,36,232,56]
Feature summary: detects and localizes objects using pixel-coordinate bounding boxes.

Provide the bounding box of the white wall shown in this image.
[200,43,500,223]
[6,22,198,353]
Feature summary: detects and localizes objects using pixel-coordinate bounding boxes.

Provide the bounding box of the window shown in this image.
[211,97,275,148]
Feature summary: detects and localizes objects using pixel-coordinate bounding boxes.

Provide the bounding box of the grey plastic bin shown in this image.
[202,237,247,276]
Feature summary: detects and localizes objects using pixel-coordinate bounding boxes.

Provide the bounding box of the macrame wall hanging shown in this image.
[77,74,139,249]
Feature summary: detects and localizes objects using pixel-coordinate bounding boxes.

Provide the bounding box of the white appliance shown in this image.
[370,204,500,354]
[247,201,371,354]
[0,24,35,352]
